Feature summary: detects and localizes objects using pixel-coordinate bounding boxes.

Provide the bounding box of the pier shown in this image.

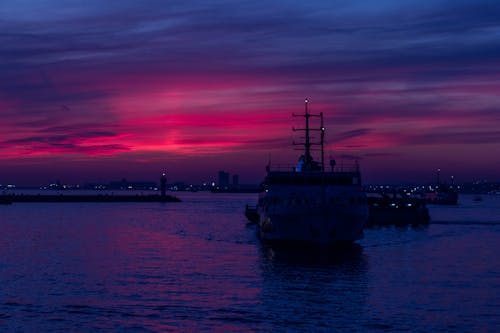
[0,173,181,204]
[3,194,181,203]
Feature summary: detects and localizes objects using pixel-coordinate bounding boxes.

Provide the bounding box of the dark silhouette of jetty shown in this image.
[3,173,180,203]
[5,193,180,203]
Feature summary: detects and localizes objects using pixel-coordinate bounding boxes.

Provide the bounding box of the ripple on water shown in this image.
[0,193,499,331]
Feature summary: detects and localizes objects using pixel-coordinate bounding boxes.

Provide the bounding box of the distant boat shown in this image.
[244,204,259,224]
[249,99,368,245]
[426,169,458,205]
[473,196,483,202]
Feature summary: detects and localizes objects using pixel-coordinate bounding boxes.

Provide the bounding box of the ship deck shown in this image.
[264,170,361,186]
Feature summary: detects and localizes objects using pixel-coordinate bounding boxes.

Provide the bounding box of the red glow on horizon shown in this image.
[2,57,500,184]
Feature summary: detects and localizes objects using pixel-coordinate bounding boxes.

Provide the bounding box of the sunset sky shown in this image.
[1,0,500,185]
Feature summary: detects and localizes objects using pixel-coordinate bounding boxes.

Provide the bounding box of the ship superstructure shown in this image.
[256,99,368,244]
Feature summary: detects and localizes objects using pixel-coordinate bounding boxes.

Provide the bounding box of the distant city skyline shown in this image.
[1,1,500,185]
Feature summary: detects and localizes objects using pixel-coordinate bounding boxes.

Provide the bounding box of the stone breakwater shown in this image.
[4,194,181,203]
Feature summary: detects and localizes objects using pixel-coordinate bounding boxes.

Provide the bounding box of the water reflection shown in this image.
[258,243,370,330]
[260,242,366,267]
[2,193,498,331]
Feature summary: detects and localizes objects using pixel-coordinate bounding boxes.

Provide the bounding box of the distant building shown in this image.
[218,171,230,187]
[232,174,239,187]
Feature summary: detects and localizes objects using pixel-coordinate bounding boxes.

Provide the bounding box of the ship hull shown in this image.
[257,185,368,244]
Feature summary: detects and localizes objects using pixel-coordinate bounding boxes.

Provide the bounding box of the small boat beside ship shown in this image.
[250,99,369,245]
[426,185,458,205]
[366,192,430,226]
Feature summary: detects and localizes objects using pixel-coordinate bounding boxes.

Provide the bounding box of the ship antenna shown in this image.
[320,112,325,172]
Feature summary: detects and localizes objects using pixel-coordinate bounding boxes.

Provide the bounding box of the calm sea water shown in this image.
[1,193,499,332]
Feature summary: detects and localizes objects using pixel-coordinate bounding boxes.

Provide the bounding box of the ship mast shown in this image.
[293,98,324,171]
[320,111,325,172]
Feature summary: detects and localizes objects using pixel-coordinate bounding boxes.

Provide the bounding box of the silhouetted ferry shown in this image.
[252,99,368,244]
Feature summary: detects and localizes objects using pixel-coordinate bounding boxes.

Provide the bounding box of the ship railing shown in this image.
[267,164,297,172]
[267,163,360,173]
